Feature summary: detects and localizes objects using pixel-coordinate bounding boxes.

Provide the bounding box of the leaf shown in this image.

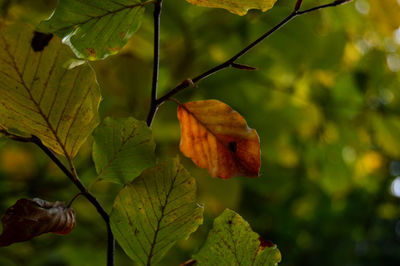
[177,100,261,179]
[193,209,281,266]
[0,198,75,246]
[0,124,6,137]
[185,0,278,16]
[38,0,148,60]
[92,117,156,184]
[0,23,101,158]
[110,158,204,265]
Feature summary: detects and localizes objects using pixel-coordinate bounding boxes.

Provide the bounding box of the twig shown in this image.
[146,0,163,127]
[67,192,84,208]
[33,137,115,266]
[0,130,115,266]
[149,0,353,116]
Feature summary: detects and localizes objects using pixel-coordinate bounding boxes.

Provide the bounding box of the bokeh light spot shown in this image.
[355,0,370,15]
[390,176,400,197]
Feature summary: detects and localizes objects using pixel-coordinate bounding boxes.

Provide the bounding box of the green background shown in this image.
[0,0,400,265]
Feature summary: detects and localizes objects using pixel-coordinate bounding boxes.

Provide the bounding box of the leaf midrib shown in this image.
[1,35,70,158]
[146,167,181,266]
[96,127,152,180]
[51,1,147,33]
[180,104,253,175]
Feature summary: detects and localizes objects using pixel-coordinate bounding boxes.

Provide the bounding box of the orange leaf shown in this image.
[177,100,260,179]
[0,198,75,246]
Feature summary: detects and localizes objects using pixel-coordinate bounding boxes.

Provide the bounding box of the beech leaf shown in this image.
[39,0,148,60]
[193,209,281,266]
[185,0,278,16]
[177,100,261,179]
[0,198,75,246]
[110,158,204,265]
[92,117,156,184]
[0,23,101,158]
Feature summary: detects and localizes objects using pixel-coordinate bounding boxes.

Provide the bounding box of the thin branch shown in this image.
[33,138,115,266]
[146,0,163,127]
[155,0,353,107]
[67,192,84,208]
[0,130,115,266]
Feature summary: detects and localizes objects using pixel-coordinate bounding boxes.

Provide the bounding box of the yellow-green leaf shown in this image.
[0,23,101,158]
[193,209,281,265]
[110,158,204,265]
[185,0,278,16]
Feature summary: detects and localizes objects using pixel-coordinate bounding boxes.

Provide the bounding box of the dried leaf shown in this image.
[177,100,261,179]
[0,198,75,246]
[185,0,278,16]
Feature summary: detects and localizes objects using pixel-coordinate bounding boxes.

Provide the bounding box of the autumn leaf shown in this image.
[39,0,149,60]
[110,158,204,265]
[193,209,281,266]
[0,23,101,158]
[185,0,278,16]
[0,198,75,246]
[177,100,261,179]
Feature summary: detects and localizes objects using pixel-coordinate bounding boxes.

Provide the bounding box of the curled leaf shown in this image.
[0,198,75,246]
[177,100,261,179]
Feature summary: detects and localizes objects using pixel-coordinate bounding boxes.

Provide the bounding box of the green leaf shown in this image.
[92,117,156,184]
[110,158,204,265]
[185,0,278,16]
[0,23,100,158]
[38,0,148,60]
[193,209,281,266]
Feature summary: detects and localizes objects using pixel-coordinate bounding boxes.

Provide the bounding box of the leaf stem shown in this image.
[154,0,353,108]
[0,130,115,266]
[67,192,84,208]
[146,0,163,127]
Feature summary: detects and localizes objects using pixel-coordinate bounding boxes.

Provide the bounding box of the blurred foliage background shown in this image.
[1,0,400,265]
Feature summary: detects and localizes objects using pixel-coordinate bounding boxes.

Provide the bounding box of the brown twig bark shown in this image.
[146,0,353,125]
[146,0,163,127]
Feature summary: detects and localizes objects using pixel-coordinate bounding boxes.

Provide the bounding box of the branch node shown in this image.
[179,78,196,88]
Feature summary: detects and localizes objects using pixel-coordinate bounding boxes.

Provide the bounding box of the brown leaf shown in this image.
[177,100,261,179]
[0,198,75,246]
